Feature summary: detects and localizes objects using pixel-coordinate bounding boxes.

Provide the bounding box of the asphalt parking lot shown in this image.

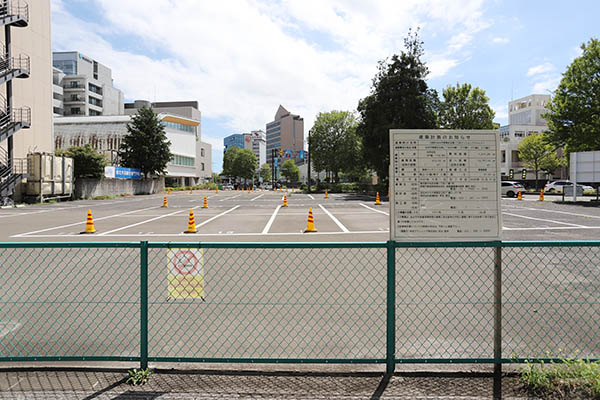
[0,190,599,242]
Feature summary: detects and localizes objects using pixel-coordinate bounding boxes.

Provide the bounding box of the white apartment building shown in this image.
[52,51,124,116]
[250,130,266,166]
[499,94,560,180]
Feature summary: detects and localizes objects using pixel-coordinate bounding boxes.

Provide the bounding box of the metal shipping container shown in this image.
[25,153,73,198]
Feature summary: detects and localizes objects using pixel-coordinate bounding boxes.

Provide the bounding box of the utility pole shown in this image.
[307,135,311,194]
[271,148,276,190]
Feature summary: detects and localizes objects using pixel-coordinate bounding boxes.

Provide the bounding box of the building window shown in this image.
[201,148,205,157]
[71,107,81,115]
[170,154,195,166]
[70,94,80,101]
[53,60,77,75]
[70,81,80,88]
[201,163,205,171]
[515,131,525,138]
[160,121,195,133]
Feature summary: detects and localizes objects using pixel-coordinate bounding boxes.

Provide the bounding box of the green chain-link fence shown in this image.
[0,241,598,372]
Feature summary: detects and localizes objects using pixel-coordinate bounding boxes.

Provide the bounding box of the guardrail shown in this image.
[0,241,598,374]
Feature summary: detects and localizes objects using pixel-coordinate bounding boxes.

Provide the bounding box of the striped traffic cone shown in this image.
[168,188,171,195]
[80,209,96,234]
[304,208,317,233]
[203,196,208,208]
[282,194,288,207]
[375,192,381,205]
[216,188,219,194]
[539,189,544,201]
[189,187,193,194]
[184,209,197,233]
[517,191,522,200]
[325,189,328,199]
[162,195,168,208]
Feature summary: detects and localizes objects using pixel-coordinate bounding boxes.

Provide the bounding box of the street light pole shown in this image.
[307,134,311,194]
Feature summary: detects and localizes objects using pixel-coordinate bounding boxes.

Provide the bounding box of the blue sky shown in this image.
[51,0,599,173]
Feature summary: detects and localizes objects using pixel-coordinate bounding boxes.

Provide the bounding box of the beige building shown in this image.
[0,0,53,202]
[266,105,304,167]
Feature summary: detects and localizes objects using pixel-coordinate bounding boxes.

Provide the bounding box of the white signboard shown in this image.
[390,129,502,241]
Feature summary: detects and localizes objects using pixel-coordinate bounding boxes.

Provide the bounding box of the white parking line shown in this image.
[99,207,197,235]
[196,205,240,228]
[220,194,242,201]
[307,194,315,200]
[11,206,161,237]
[504,204,600,220]
[359,203,389,215]
[502,212,587,227]
[319,204,349,233]
[262,205,282,234]
[250,194,265,201]
[23,230,390,238]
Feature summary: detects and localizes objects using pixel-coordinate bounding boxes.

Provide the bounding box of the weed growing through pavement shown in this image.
[126,368,153,385]
[520,357,600,398]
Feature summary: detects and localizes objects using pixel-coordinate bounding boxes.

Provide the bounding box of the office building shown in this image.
[251,130,266,166]
[52,51,124,116]
[499,94,559,180]
[266,105,304,165]
[0,0,53,203]
[124,100,211,182]
[224,133,245,152]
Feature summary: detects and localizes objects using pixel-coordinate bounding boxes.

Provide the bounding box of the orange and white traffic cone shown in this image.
[517,191,522,200]
[282,194,288,207]
[375,192,381,205]
[304,208,317,232]
[325,189,328,199]
[168,188,171,195]
[203,196,208,208]
[184,209,197,233]
[216,188,219,194]
[189,187,193,194]
[539,189,544,201]
[162,195,168,208]
[81,209,96,234]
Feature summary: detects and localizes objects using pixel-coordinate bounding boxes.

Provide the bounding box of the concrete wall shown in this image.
[74,177,164,199]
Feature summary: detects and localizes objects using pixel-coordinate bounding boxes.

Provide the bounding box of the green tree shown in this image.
[544,38,600,153]
[57,145,106,180]
[222,146,241,177]
[211,172,222,183]
[438,83,496,129]
[518,133,561,190]
[310,110,361,182]
[232,149,257,184]
[260,163,272,183]
[119,107,172,178]
[356,29,438,183]
[280,159,300,183]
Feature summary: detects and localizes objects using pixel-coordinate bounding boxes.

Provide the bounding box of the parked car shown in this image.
[501,181,524,198]
[544,181,594,193]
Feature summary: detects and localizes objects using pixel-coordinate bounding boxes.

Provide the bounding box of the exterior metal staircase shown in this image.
[0,146,28,205]
[0,94,30,142]
[0,0,28,28]
[0,43,29,85]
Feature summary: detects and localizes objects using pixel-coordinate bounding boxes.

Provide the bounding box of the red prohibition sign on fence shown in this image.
[173,250,198,275]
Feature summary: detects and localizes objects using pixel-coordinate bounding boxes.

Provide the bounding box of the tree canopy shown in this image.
[356,29,438,183]
[544,38,600,153]
[119,107,172,178]
[280,159,300,183]
[438,83,496,129]
[232,149,258,181]
[260,163,272,183]
[57,145,106,180]
[518,133,563,190]
[222,146,241,177]
[309,110,360,182]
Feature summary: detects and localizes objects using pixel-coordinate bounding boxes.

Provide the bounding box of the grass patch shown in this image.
[520,358,600,398]
[90,195,117,200]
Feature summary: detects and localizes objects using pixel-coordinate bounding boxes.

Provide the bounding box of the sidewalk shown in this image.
[0,367,532,399]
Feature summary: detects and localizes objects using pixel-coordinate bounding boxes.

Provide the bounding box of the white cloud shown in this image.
[492,37,509,44]
[52,0,490,170]
[493,104,508,120]
[532,76,561,94]
[527,62,554,77]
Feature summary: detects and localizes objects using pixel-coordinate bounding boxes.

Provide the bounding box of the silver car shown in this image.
[501,181,524,198]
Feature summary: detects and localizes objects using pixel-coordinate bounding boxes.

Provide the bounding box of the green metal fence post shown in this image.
[493,245,502,399]
[140,241,149,370]
[386,240,396,375]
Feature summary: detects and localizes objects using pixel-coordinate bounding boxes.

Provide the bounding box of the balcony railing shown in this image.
[0,0,29,25]
[0,53,30,76]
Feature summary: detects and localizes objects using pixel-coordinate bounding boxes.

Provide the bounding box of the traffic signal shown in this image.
[279,150,284,157]
[521,169,527,179]
[509,169,514,179]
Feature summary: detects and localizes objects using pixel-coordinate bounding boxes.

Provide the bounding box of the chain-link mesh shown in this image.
[0,246,139,359]
[0,242,598,364]
[503,245,600,359]
[147,246,386,360]
[395,246,495,360]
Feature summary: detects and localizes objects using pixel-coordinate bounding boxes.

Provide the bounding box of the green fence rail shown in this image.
[0,240,599,374]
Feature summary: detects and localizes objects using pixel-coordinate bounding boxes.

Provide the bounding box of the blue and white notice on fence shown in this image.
[104,166,142,179]
[389,129,502,242]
